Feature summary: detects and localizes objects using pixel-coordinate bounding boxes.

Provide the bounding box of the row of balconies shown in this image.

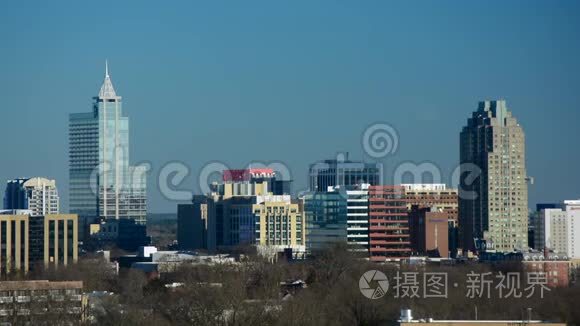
[0,306,82,317]
[369,247,412,252]
[369,232,409,238]
[370,240,410,245]
[0,294,80,304]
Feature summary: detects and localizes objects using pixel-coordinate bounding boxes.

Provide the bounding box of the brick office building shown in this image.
[368,186,410,262]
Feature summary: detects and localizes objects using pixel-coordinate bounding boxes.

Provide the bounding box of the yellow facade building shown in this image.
[0,213,78,274]
[253,195,305,253]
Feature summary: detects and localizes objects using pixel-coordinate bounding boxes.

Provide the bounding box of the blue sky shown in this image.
[0,1,579,213]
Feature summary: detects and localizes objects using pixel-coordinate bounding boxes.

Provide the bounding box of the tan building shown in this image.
[0,214,29,273]
[253,195,306,254]
[206,179,276,251]
[460,100,529,252]
[0,213,78,274]
[212,180,270,199]
[401,184,458,224]
[0,280,84,324]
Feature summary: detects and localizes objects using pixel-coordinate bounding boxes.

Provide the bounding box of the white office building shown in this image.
[535,208,567,255]
[3,177,59,216]
[346,184,370,252]
[400,183,447,192]
[535,200,580,259]
[24,178,59,216]
[565,200,580,258]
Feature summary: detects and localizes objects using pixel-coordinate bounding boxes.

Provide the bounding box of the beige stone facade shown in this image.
[460,100,528,252]
[253,196,305,250]
[0,214,78,274]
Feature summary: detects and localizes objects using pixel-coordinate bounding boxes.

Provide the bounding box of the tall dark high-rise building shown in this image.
[459,100,528,253]
[178,195,212,250]
[3,178,28,210]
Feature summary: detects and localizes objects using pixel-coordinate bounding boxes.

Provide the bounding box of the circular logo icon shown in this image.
[359,270,389,300]
[361,123,399,159]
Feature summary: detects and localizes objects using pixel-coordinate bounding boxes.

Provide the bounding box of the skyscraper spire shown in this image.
[99,60,118,99]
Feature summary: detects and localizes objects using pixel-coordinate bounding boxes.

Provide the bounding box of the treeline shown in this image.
[9,246,580,325]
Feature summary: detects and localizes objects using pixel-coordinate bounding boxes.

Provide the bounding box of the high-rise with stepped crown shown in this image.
[459,100,528,253]
[69,63,147,239]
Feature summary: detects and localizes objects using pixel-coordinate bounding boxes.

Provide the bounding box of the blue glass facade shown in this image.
[308,154,380,192]
[69,67,146,239]
[3,178,29,210]
[304,189,348,252]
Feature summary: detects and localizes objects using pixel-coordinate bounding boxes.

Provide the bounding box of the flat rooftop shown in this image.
[0,280,83,291]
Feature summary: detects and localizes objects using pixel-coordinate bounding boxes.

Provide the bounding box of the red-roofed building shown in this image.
[222,169,276,182]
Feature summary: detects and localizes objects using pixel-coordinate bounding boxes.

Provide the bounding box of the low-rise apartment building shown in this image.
[0,280,84,325]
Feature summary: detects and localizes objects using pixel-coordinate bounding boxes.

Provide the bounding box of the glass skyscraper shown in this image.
[69,63,147,236]
[303,187,348,252]
[308,153,380,192]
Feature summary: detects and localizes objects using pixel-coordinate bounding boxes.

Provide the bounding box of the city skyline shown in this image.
[1,2,580,324]
[1,1,579,212]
